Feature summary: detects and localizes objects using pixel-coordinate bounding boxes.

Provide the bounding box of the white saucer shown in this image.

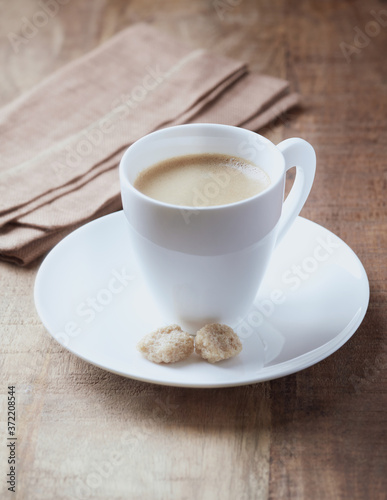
[34,212,369,388]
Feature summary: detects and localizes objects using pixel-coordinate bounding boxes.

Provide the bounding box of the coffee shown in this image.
[134,153,270,207]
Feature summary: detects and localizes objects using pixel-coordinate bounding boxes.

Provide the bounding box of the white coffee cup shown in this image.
[119,124,316,332]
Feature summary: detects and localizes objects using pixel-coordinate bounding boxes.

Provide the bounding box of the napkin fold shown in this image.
[0,23,300,265]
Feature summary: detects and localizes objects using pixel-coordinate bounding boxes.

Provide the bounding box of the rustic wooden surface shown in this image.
[0,1,386,499]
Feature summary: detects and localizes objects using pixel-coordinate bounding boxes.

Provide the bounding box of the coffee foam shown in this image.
[134,153,271,207]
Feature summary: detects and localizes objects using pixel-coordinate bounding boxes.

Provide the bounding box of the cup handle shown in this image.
[275,138,316,246]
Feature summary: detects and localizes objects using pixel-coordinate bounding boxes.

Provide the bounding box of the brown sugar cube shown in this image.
[136,324,194,364]
[195,323,243,363]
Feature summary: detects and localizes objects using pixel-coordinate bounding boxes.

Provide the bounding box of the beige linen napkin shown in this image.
[0,23,300,265]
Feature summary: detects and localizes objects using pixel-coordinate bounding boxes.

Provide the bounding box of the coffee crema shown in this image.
[133,153,270,207]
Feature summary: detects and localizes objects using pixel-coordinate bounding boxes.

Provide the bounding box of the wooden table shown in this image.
[1,1,386,499]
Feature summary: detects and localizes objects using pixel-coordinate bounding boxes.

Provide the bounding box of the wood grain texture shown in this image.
[0,0,386,499]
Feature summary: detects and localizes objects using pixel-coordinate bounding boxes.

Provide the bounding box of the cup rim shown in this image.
[119,123,286,211]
